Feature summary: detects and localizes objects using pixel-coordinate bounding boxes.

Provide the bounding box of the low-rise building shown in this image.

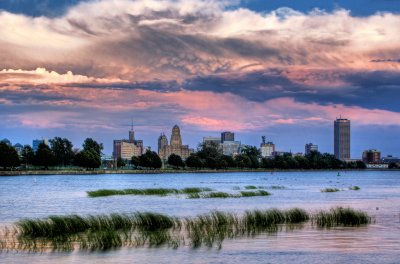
[362,149,381,164]
[381,155,400,164]
[305,143,318,155]
[221,141,241,156]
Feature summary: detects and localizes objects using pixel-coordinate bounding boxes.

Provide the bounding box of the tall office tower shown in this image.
[221,131,234,142]
[334,118,350,160]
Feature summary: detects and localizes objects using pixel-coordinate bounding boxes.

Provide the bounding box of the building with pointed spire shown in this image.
[158,125,191,160]
[113,124,143,160]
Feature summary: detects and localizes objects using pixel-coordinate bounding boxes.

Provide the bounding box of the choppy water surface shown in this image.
[1,171,399,263]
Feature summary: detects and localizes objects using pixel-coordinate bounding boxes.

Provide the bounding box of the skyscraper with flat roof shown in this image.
[334,118,350,160]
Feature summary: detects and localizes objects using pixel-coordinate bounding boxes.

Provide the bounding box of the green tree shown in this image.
[196,142,222,160]
[234,154,251,168]
[117,157,126,168]
[131,156,140,167]
[82,138,103,156]
[168,154,185,168]
[185,154,203,169]
[21,145,35,168]
[220,155,236,168]
[0,142,20,170]
[74,150,101,169]
[49,137,74,166]
[34,143,56,169]
[241,145,261,168]
[139,150,162,169]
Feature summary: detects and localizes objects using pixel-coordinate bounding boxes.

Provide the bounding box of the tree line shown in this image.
[160,142,366,170]
[1,138,369,171]
[0,138,103,170]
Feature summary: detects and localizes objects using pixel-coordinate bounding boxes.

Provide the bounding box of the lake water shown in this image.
[1,171,399,263]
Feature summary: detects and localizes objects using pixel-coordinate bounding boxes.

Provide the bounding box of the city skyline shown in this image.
[1,118,396,159]
[1,0,400,157]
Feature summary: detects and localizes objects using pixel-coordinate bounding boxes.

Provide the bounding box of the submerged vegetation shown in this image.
[321,188,340,193]
[1,207,371,252]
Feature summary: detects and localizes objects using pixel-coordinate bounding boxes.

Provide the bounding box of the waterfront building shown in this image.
[221,131,234,143]
[221,141,241,156]
[334,118,350,160]
[158,125,191,160]
[32,139,48,152]
[362,149,381,164]
[260,141,275,158]
[381,155,400,164]
[305,143,318,155]
[113,126,143,160]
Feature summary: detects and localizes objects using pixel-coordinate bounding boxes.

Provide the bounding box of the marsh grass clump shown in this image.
[321,188,340,193]
[87,188,213,197]
[133,212,178,231]
[349,186,361,191]
[181,187,213,194]
[80,230,123,251]
[10,207,371,252]
[313,207,371,227]
[187,193,201,199]
[202,192,238,198]
[245,185,257,190]
[185,211,239,248]
[240,190,270,197]
[284,208,310,223]
[87,189,125,197]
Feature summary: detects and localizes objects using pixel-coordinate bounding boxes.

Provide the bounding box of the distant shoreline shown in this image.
[0,168,396,176]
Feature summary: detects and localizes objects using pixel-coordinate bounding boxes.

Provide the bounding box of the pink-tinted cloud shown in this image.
[0,0,399,82]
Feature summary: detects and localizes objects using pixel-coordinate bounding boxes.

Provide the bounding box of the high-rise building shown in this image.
[362,149,381,164]
[334,118,350,160]
[260,141,275,158]
[158,125,192,160]
[305,143,318,155]
[221,132,234,143]
[113,126,143,160]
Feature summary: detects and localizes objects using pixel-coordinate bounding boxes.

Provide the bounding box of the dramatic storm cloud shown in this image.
[1,0,400,156]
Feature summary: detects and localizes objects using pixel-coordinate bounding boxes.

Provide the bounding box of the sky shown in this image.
[1,0,400,157]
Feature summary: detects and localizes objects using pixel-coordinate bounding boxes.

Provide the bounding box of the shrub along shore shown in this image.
[1,207,371,252]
